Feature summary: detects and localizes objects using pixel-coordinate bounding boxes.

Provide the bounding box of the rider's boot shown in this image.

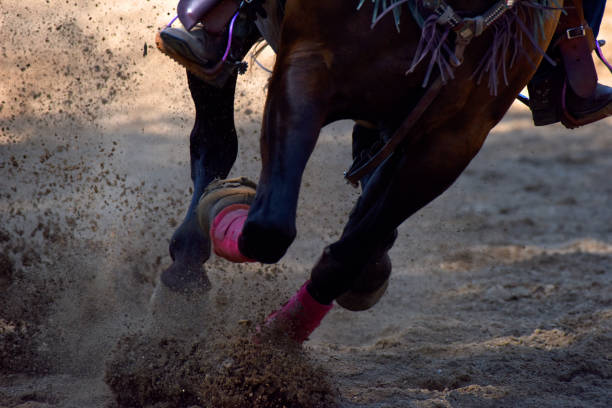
[527,1,612,128]
[157,26,226,77]
[156,0,261,86]
[529,52,612,128]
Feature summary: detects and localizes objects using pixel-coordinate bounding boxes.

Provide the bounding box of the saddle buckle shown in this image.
[566,26,586,40]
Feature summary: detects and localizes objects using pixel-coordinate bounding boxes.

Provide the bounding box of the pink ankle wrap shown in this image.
[265,281,333,343]
[210,204,254,263]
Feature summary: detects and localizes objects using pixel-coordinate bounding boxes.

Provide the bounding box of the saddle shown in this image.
[177,0,240,34]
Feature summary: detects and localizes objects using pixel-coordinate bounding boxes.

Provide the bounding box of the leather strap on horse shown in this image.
[344,77,444,186]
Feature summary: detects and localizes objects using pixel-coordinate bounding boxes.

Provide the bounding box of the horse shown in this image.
[158,0,568,339]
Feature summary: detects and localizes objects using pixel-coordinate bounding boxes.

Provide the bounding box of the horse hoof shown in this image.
[160,261,211,293]
[196,177,257,235]
[336,253,392,311]
[335,278,389,311]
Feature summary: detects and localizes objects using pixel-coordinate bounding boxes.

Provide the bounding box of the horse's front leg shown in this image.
[161,72,240,291]
[238,45,333,263]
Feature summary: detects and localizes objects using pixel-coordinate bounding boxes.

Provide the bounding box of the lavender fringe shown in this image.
[364,0,562,95]
[470,2,561,95]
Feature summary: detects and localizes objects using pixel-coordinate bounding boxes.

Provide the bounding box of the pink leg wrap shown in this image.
[210,204,254,263]
[265,280,333,343]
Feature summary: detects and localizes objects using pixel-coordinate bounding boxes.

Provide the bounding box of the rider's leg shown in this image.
[528,0,611,127]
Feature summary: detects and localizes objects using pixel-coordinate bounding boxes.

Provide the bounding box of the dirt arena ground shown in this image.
[1,1,611,407]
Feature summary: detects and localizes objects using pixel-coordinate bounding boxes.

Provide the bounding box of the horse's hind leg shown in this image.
[335,123,398,311]
[309,124,488,306]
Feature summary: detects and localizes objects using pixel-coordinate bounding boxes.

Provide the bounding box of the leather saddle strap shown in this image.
[344,78,444,186]
[554,0,597,98]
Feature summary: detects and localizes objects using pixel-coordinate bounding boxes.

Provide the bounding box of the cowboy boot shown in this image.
[528,1,612,128]
[156,0,264,86]
[156,26,228,81]
[563,76,612,128]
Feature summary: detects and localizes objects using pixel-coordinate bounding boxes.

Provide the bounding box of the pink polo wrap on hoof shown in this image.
[265,281,333,343]
[210,203,254,263]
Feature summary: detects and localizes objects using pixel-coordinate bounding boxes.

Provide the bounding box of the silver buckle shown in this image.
[566,26,586,40]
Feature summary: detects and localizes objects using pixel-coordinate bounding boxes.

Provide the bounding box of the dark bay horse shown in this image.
[160,0,565,335]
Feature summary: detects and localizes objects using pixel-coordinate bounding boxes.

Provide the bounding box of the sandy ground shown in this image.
[1,1,611,407]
